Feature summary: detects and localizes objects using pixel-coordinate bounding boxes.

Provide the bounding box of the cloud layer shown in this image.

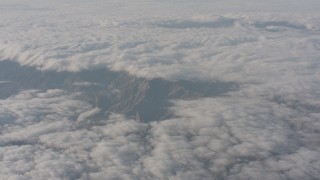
[1,0,320,179]
[0,89,319,179]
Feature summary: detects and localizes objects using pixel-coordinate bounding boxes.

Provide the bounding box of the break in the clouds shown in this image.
[0,0,320,179]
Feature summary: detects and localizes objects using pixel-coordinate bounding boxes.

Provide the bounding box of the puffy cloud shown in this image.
[0,89,146,179]
[0,1,319,81]
[1,1,319,109]
[1,89,319,179]
[0,90,89,179]
[143,96,320,179]
[1,0,320,179]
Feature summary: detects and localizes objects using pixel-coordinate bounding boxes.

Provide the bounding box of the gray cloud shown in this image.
[0,81,11,84]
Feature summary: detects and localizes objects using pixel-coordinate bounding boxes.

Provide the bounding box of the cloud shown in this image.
[1,0,320,179]
[0,81,11,84]
[0,90,89,179]
[0,1,319,81]
[1,89,319,179]
[0,89,146,179]
[155,96,320,179]
[73,82,105,87]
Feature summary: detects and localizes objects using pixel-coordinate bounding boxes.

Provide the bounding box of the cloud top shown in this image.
[1,0,320,179]
[1,89,319,179]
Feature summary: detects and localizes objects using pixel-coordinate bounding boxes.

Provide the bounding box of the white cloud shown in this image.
[73,82,105,87]
[77,107,101,123]
[1,0,320,179]
[1,89,319,179]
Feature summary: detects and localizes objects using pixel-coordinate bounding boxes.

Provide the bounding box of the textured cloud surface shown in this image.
[1,90,319,179]
[1,0,320,179]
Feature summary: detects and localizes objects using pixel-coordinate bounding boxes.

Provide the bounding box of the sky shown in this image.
[0,0,320,179]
